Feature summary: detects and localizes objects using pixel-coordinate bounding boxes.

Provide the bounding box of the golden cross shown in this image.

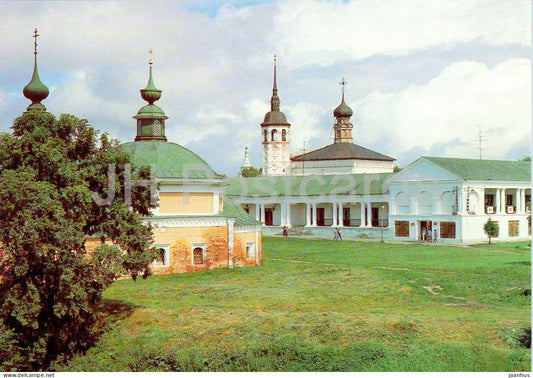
[339,77,347,95]
[149,48,153,65]
[33,28,39,55]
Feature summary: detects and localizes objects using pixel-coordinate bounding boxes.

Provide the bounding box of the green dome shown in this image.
[134,103,168,120]
[121,140,220,179]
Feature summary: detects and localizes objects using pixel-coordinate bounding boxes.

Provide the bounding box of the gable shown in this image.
[387,158,462,184]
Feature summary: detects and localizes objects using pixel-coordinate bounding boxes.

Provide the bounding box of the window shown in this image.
[263,129,268,143]
[508,220,519,237]
[441,192,455,214]
[246,243,255,259]
[396,192,408,214]
[281,129,287,141]
[506,194,514,206]
[394,221,409,237]
[271,129,278,142]
[417,191,433,215]
[192,244,206,265]
[153,245,169,267]
[485,194,494,207]
[440,222,456,239]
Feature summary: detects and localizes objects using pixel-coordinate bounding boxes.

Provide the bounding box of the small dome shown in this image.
[134,104,168,120]
[121,140,220,179]
[263,110,288,125]
[333,98,353,118]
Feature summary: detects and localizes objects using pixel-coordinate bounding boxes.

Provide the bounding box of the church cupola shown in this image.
[333,78,354,144]
[134,49,168,142]
[261,55,291,176]
[23,29,49,112]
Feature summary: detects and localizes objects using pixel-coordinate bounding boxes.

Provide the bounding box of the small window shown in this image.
[281,129,287,141]
[153,245,170,267]
[263,129,268,143]
[192,245,206,265]
[508,220,519,237]
[394,221,409,237]
[271,129,278,142]
[440,222,456,239]
[246,243,255,259]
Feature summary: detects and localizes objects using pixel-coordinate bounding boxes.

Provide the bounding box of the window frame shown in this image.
[246,242,255,259]
[192,244,207,265]
[153,245,170,267]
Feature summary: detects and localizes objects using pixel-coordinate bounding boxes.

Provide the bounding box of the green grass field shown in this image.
[57,237,531,372]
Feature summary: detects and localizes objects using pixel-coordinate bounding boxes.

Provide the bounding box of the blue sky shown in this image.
[0,0,530,175]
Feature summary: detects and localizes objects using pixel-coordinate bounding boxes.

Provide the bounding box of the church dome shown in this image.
[121,140,220,179]
[263,110,288,125]
[333,98,353,118]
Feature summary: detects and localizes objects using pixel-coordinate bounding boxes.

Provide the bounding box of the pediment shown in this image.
[387,158,462,183]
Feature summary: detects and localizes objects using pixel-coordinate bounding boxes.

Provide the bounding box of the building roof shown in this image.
[225,172,392,198]
[423,156,531,182]
[121,140,222,179]
[291,143,395,162]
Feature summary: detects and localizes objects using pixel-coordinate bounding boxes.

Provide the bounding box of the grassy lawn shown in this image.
[57,237,531,372]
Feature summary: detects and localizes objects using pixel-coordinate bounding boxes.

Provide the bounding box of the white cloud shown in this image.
[356,58,531,165]
[275,0,530,69]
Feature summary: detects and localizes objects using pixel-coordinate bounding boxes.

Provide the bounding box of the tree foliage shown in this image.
[483,218,499,244]
[0,111,156,370]
[241,166,261,177]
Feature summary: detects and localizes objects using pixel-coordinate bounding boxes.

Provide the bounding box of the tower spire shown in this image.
[333,77,354,144]
[134,49,168,141]
[23,28,49,112]
[270,54,280,112]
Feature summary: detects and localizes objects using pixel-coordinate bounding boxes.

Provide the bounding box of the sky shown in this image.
[0,0,530,176]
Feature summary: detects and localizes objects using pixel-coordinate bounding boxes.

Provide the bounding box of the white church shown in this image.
[227,59,531,243]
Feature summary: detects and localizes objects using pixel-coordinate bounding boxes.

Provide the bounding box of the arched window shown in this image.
[193,246,205,265]
[335,129,341,138]
[441,191,455,214]
[282,129,287,141]
[263,129,268,143]
[271,129,278,142]
[396,192,409,214]
[417,191,433,214]
[153,245,169,267]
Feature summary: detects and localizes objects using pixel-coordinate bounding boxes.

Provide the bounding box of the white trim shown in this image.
[147,218,227,228]
[152,244,170,268]
[192,243,207,265]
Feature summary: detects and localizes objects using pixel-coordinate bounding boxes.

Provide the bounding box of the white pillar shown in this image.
[312,204,317,227]
[501,189,506,213]
[261,204,265,224]
[360,202,365,227]
[331,202,337,227]
[255,204,260,221]
[516,189,521,214]
[286,203,291,227]
[338,203,344,227]
[306,203,311,226]
[280,203,286,227]
[521,189,526,212]
[366,202,372,227]
[495,189,500,214]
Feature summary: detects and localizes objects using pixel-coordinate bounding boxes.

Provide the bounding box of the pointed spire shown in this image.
[270,54,280,112]
[23,28,49,111]
[134,49,168,142]
[243,146,251,168]
[140,48,162,104]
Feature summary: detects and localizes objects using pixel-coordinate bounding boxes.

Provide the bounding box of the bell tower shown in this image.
[134,49,168,141]
[261,55,291,176]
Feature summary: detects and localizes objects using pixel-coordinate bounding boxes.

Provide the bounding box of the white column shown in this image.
[280,203,286,226]
[331,203,337,227]
[260,204,265,224]
[338,203,344,227]
[360,202,365,227]
[312,204,317,227]
[306,203,311,226]
[516,189,521,214]
[501,189,506,213]
[286,203,291,227]
[495,189,500,214]
[366,202,372,227]
[521,189,527,212]
[255,204,260,221]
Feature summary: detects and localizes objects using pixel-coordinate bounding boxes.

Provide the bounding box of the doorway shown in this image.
[264,209,273,226]
[343,208,351,226]
[419,220,432,241]
[371,207,379,227]
[316,208,325,226]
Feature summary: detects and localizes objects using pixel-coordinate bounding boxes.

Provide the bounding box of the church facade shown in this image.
[228,59,531,244]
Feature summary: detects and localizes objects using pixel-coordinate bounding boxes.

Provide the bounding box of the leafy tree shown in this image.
[393,166,401,172]
[241,166,261,177]
[520,156,531,162]
[0,111,156,370]
[483,218,499,244]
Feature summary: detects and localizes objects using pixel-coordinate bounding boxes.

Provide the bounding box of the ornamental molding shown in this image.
[145,217,228,228]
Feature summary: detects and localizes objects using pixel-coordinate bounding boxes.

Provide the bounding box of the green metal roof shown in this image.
[423,156,531,182]
[225,173,392,198]
[121,140,222,179]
